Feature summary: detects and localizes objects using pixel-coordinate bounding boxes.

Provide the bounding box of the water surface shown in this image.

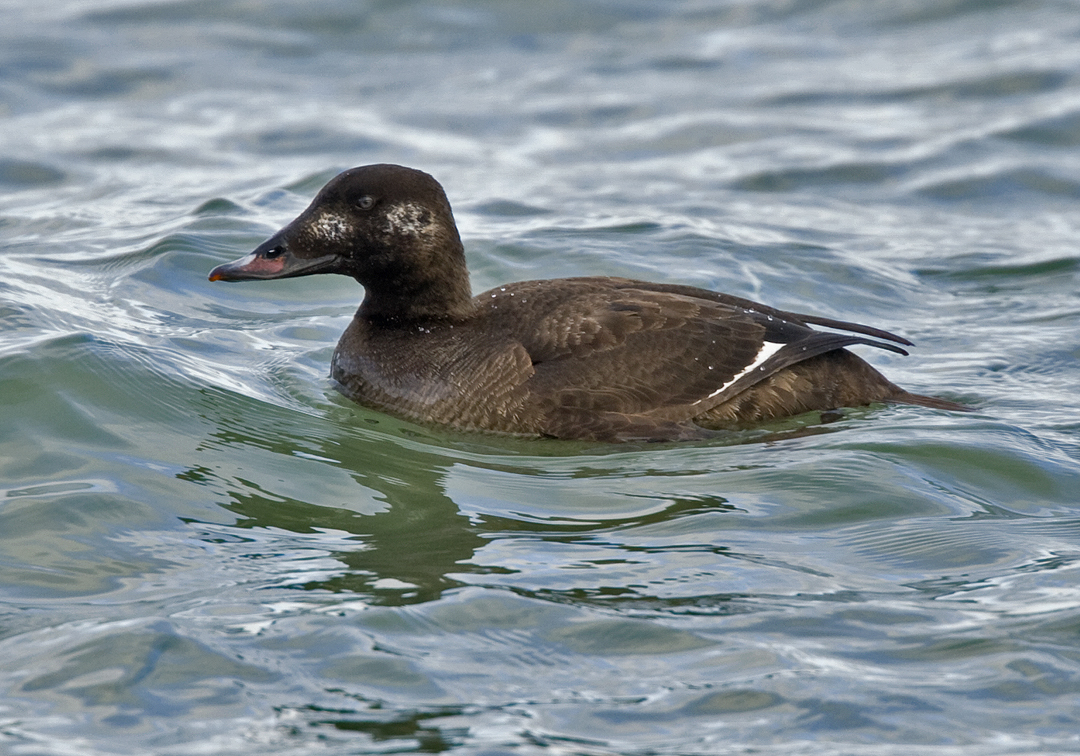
[3,1,1080,754]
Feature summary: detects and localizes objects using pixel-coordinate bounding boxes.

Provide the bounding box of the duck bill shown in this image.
[208,235,340,282]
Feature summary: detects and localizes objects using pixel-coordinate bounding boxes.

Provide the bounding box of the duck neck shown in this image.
[357,247,474,324]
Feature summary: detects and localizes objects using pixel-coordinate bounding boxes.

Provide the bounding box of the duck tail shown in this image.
[890,390,974,413]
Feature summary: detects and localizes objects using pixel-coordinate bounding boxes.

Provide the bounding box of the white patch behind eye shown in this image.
[311,212,352,242]
[383,202,432,236]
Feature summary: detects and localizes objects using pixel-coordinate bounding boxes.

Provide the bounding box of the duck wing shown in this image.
[489,281,907,436]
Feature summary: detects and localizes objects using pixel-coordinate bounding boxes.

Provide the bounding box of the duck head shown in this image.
[209,164,472,320]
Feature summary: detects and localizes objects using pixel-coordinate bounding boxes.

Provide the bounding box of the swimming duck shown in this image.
[209,164,968,441]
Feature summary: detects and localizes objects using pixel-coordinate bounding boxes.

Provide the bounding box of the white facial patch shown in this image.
[383,202,432,236]
[310,212,352,243]
[704,340,785,401]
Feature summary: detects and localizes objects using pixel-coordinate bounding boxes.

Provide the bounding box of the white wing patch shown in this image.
[310,212,352,243]
[384,202,432,236]
[704,340,785,401]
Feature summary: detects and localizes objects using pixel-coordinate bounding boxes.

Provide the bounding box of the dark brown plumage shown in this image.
[209,164,969,442]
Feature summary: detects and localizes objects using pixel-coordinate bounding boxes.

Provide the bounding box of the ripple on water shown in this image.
[3,0,1080,753]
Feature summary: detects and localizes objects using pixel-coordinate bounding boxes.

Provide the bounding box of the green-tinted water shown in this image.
[3,1,1080,754]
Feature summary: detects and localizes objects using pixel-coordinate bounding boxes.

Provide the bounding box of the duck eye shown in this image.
[264,245,284,259]
[357,195,375,210]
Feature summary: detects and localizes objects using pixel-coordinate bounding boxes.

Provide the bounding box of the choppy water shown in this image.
[3,1,1080,754]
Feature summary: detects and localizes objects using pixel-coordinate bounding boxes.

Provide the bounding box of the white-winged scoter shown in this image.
[209,164,969,441]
